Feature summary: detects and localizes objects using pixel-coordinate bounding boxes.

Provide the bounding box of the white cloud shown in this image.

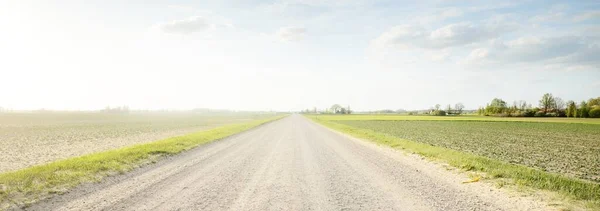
[461,48,489,65]
[429,49,451,62]
[371,25,427,49]
[464,2,521,13]
[417,7,463,24]
[276,26,306,41]
[461,36,600,71]
[167,5,195,11]
[529,4,567,23]
[573,10,600,22]
[370,20,518,67]
[156,16,211,34]
[280,0,366,7]
[498,36,589,62]
[430,23,495,47]
[530,12,564,23]
[372,22,514,50]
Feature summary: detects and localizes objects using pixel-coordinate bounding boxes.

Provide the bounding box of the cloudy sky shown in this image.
[1,0,599,111]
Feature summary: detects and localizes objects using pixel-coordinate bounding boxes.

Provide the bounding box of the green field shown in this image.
[337,120,600,182]
[308,114,600,208]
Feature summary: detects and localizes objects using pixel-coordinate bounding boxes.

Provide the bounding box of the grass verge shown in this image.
[308,116,600,210]
[0,115,286,210]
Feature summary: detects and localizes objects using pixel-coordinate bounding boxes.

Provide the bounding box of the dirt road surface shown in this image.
[27,115,550,211]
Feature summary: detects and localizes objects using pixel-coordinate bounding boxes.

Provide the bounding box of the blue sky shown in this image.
[0,0,599,111]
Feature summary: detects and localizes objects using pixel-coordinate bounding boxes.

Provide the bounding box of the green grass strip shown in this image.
[0,115,286,210]
[308,116,600,209]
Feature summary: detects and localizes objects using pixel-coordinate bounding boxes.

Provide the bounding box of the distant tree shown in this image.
[331,104,342,114]
[490,98,507,108]
[477,107,485,115]
[446,104,452,114]
[485,98,507,115]
[553,97,565,112]
[589,108,600,118]
[434,104,441,111]
[431,110,446,116]
[588,97,600,108]
[376,109,395,114]
[508,101,519,115]
[519,100,528,110]
[539,93,555,114]
[551,97,566,117]
[579,101,589,118]
[340,107,347,114]
[566,101,577,117]
[454,103,465,115]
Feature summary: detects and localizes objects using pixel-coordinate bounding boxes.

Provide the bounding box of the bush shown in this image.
[522,110,536,117]
[589,108,600,118]
[495,113,511,117]
[512,111,524,117]
[534,111,547,117]
[431,110,446,116]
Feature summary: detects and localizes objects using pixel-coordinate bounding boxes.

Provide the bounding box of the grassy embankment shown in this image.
[0,115,286,209]
[308,114,600,209]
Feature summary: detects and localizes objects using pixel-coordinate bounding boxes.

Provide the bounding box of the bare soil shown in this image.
[0,113,263,173]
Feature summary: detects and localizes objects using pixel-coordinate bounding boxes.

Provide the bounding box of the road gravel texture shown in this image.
[26,115,551,211]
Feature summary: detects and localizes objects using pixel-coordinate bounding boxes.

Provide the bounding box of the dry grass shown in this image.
[0,115,285,210]
[0,112,275,173]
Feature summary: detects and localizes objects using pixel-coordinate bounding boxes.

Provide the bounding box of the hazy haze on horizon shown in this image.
[1,0,599,111]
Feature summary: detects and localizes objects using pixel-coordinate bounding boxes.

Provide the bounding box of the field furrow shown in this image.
[335,120,600,182]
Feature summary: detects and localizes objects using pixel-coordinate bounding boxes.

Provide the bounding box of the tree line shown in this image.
[300,104,352,114]
[477,93,600,118]
[101,106,131,114]
[426,103,465,116]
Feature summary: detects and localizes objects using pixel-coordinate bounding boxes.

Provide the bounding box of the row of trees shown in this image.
[428,103,465,116]
[477,94,600,118]
[566,99,600,118]
[329,104,352,114]
[299,104,352,114]
[101,106,131,114]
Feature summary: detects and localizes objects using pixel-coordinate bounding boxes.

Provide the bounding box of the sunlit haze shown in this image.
[1,0,599,111]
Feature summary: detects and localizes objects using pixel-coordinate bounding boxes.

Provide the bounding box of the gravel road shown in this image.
[27,115,550,211]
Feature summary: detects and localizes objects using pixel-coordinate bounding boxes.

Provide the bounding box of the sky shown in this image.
[0,0,599,111]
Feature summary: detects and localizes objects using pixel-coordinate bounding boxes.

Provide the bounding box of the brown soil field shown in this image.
[0,112,273,173]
